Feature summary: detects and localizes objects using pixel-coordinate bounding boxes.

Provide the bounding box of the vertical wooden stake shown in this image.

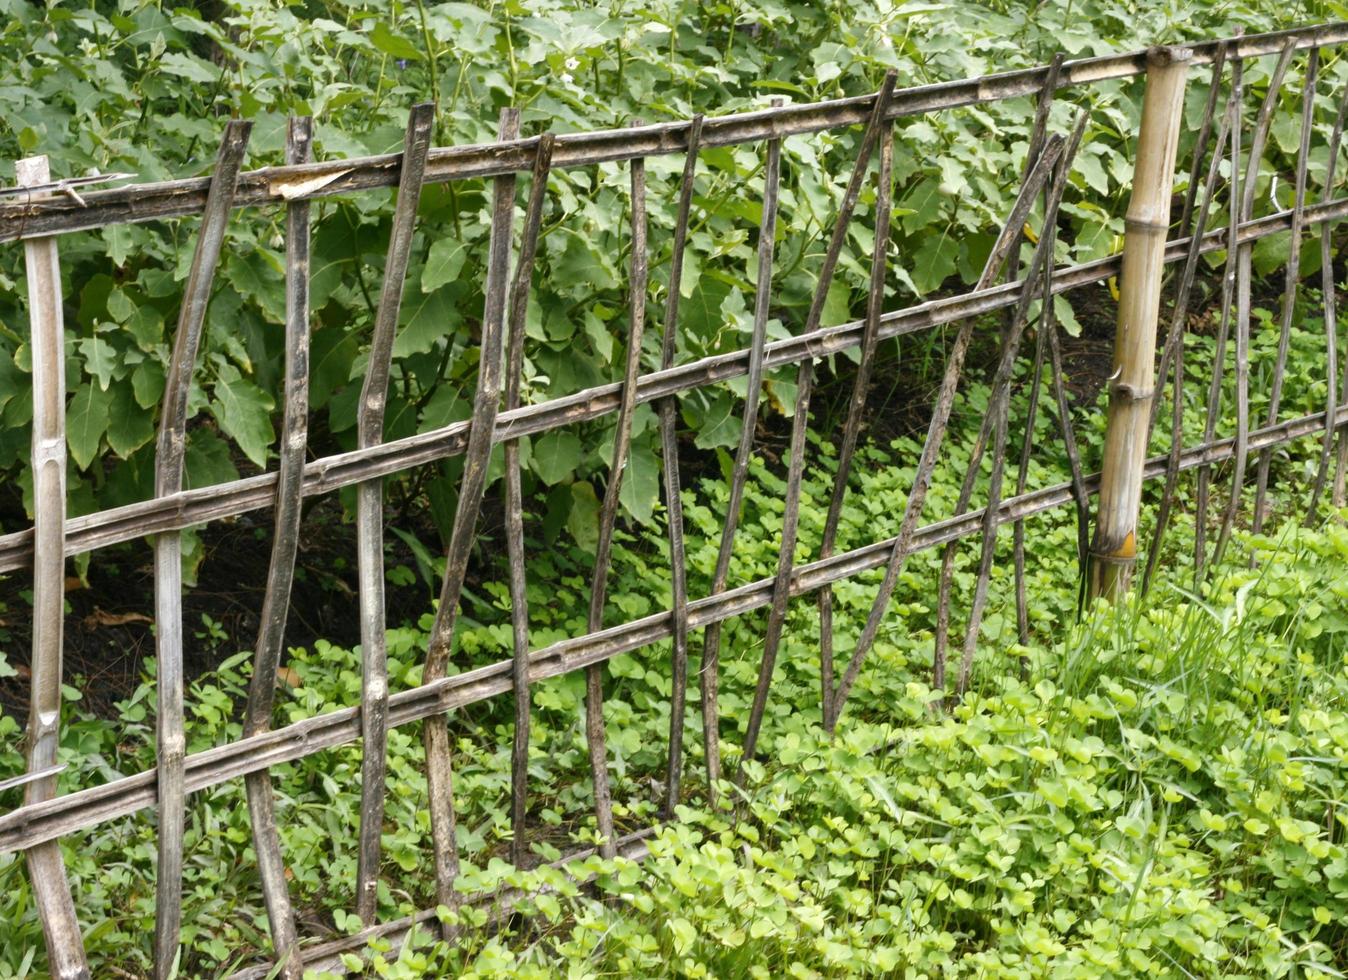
[1089,45,1191,601]
[17,155,91,980]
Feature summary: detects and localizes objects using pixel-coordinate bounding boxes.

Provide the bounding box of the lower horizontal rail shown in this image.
[0,194,1340,574]
[1,402,1341,854]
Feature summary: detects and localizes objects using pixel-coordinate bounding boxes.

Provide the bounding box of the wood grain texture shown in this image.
[150,120,251,979]
[354,104,435,925]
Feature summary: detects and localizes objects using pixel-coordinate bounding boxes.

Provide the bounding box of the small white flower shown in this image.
[565,57,580,71]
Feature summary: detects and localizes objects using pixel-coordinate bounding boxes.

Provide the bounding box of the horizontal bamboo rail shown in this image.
[0,195,1340,576]
[0,23,1343,244]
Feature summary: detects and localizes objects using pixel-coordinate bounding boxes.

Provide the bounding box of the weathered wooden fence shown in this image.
[3,22,1348,977]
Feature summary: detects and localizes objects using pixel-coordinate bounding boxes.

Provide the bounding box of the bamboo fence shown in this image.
[2,22,1348,977]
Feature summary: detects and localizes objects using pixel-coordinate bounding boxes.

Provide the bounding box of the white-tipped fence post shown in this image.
[1090,45,1192,600]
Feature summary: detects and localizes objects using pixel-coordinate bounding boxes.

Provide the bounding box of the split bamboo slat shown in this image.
[421,108,521,921]
[698,106,781,801]
[1310,79,1348,514]
[3,28,1348,975]
[742,70,898,769]
[241,116,314,980]
[1195,54,1244,579]
[1212,42,1296,568]
[658,114,705,817]
[583,119,650,859]
[503,132,556,866]
[16,155,90,980]
[150,120,251,978]
[353,103,435,924]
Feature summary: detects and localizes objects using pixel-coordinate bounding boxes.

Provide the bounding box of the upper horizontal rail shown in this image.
[1,23,1344,243]
[0,192,1339,574]
[0,401,1341,854]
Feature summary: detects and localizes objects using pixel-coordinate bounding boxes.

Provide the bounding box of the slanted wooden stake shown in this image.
[1089,46,1191,600]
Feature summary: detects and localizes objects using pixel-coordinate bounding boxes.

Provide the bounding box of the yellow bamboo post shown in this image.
[1090,45,1192,600]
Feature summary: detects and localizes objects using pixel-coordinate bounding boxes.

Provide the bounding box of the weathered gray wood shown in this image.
[584,121,650,858]
[840,135,1066,705]
[742,70,898,767]
[423,108,520,921]
[1214,41,1296,567]
[936,116,1078,689]
[1196,56,1244,578]
[818,126,894,733]
[16,155,90,980]
[658,114,703,817]
[4,24,1345,244]
[1253,49,1317,535]
[1009,54,1067,641]
[954,117,1084,694]
[0,188,1341,577]
[698,111,780,803]
[1011,263,1052,647]
[1046,315,1091,573]
[504,133,555,866]
[152,120,251,980]
[354,103,435,925]
[241,116,313,980]
[1309,81,1348,516]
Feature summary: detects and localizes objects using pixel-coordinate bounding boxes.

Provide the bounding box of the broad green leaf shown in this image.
[396,286,461,358]
[67,384,108,469]
[226,253,285,323]
[210,366,275,468]
[103,225,135,268]
[185,429,239,489]
[421,236,469,293]
[78,334,118,391]
[583,310,613,361]
[0,349,21,413]
[566,480,600,553]
[309,327,359,410]
[1076,150,1110,196]
[159,51,220,84]
[106,287,136,323]
[554,231,618,291]
[618,438,660,525]
[821,279,851,328]
[106,381,155,457]
[909,233,958,296]
[370,21,422,60]
[132,360,166,409]
[532,430,582,485]
[126,306,164,351]
[692,392,741,450]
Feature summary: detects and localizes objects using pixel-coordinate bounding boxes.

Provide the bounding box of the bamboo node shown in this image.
[1109,381,1155,401]
[1147,45,1194,68]
[1124,216,1171,234]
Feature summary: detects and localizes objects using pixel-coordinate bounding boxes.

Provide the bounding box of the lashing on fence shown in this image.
[3,23,1348,977]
